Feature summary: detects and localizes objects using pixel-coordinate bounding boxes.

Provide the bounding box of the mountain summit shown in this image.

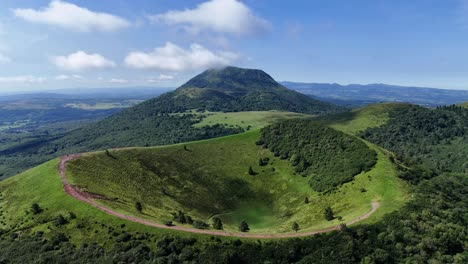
[158,66,342,114]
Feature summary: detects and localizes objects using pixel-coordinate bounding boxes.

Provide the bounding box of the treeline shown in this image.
[360,104,468,173]
[258,119,377,192]
[0,173,465,263]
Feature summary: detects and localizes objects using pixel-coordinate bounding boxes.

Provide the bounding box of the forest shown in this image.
[360,105,468,174]
[258,120,377,192]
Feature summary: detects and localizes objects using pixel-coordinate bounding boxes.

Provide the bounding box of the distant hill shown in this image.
[282,82,468,107]
[1,66,340,179]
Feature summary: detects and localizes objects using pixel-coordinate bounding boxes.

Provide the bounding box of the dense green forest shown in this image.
[258,120,377,192]
[360,105,468,173]
[0,172,464,263]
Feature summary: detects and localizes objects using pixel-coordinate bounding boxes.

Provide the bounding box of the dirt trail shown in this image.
[59,154,380,238]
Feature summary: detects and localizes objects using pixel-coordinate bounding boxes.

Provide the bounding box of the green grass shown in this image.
[319,102,411,135]
[191,110,312,130]
[66,130,407,234]
[0,159,214,247]
[457,102,468,108]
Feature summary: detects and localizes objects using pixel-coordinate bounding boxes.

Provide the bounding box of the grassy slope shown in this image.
[67,129,406,234]
[319,102,411,135]
[0,105,409,242]
[0,159,210,247]
[457,102,468,108]
[193,110,311,130]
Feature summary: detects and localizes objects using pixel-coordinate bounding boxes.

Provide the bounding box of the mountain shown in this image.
[0,66,341,179]
[282,82,468,107]
[148,67,343,114]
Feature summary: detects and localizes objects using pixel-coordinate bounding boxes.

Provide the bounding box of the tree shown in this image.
[304,197,309,204]
[105,149,111,157]
[186,216,193,225]
[292,222,299,232]
[259,157,270,166]
[55,214,68,226]
[248,166,256,176]
[239,220,250,232]
[212,217,223,230]
[135,202,143,213]
[174,211,187,224]
[31,203,42,215]
[324,206,334,221]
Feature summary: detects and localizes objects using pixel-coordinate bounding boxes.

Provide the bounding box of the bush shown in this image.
[239,220,250,232]
[192,220,209,229]
[31,203,43,215]
[212,217,223,230]
[324,207,334,221]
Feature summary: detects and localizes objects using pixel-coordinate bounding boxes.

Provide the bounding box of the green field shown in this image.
[319,102,411,135]
[0,158,211,248]
[66,128,407,234]
[193,110,312,130]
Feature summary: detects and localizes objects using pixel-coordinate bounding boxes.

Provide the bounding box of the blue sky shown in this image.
[0,0,468,92]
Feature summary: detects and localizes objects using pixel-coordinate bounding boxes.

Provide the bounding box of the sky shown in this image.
[1,0,468,92]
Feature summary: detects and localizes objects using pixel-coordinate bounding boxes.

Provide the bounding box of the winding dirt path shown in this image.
[59,154,380,238]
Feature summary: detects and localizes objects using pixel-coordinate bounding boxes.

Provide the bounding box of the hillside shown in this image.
[1,104,466,263]
[318,102,413,135]
[360,104,468,175]
[0,67,341,179]
[58,121,402,234]
[283,82,468,107]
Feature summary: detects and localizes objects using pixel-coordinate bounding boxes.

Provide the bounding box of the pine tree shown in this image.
[324,206,334,221]
[248,166,256,175]
[212,217,223,230]
[135,202,143,213]
[239,220,250,232]
[292,222,299,232]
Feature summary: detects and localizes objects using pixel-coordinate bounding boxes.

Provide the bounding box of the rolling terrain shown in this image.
[0,102,465,263]
[283,81,468,107]
[63,121,404,235]
[0,67,344,179]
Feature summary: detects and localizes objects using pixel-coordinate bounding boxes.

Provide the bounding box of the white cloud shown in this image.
[110,78,128,83]
[0,75,47,84]
[147,74,175,83]
[124,42,240,72]
[13,0,130,32]
[149,0,270,36]
[51,51,115,71]
[55,74,82,80]
[0,53,11,63]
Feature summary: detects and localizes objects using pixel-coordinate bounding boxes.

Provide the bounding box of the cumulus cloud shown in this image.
[124,42,240,71]
[149,0,270,35]
[0,53,11,63]
[147,74,175,83]
[0,75,46,84]
[13,0,130,32]
[51,51,116,71]
[110,78,128,83]
[55,74,82,80]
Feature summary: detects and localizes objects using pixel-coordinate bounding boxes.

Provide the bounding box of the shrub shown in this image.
[239,220,250,232]
[31,203,43,215]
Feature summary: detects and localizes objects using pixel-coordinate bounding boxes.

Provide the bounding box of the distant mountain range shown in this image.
[282,82,468,107]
